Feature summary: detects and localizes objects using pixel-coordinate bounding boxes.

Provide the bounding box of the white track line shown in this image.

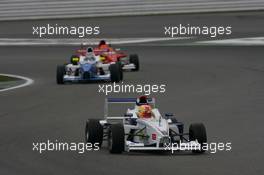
[195,37,264,46]
[0,37,188,46]
[0,73,34,92]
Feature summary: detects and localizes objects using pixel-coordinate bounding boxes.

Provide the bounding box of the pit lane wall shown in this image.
[1,0,264,21]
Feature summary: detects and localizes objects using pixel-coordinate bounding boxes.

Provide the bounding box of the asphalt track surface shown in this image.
[1,12,264,175]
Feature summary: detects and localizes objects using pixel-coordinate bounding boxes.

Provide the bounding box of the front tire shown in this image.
[56,65,65,84]
[85,119,104,147]
[189,123,207,153]
[129,54,139,71]
[108,123,125,154]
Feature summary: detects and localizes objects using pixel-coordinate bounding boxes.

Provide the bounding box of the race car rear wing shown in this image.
[104,97,156,118]
[106,97,155,103]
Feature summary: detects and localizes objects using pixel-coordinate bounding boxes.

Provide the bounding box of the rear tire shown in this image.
[110,64,121,83]
[56,65,65,84]
[129,54,139,71]
[189,123,207,153]
[108,123,125,154]
[116,61,123,81]
[85,119,104,147]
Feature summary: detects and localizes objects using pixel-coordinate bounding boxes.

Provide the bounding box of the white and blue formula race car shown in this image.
[56,54,123,84]
[85,96,207,154]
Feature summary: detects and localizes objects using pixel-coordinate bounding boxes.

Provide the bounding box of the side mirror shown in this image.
[164,113,174,119]
[124,113,133,117]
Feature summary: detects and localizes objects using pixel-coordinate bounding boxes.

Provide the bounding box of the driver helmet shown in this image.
[70,55,80,65]
[138,105,152,118]
[98,40,110,51]
[86,47,95,57]
[136,96,148,106]
[98,40,106,46]
[87,47,93,53]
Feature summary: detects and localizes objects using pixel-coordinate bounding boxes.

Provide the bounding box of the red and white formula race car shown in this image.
[76,40,140,71]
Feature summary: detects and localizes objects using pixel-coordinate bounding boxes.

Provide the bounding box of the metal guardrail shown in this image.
[0,0,264,21]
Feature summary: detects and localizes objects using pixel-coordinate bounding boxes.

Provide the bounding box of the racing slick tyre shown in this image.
[108,123,125,154]
[116,61,123,81]
[129,54,139,71]
[110,64,121,83]
[85,119,104,147]
[189,123,207,153]
[56,65,65,84]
